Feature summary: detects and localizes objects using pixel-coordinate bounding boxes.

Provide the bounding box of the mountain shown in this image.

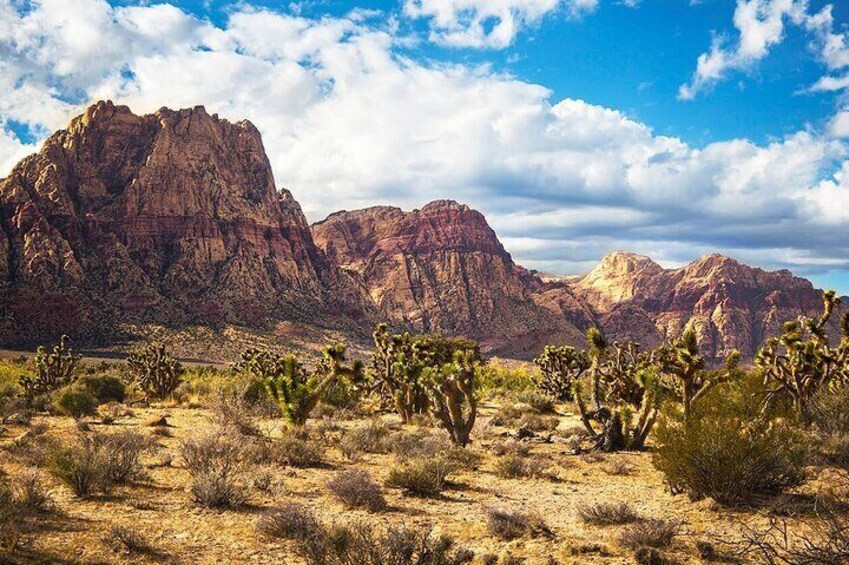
[546,251,835,358]
[0,102,840,360]
[0,101,370,347]
[311,201,583,354]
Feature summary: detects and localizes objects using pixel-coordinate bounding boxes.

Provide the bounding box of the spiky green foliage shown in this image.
[756,290,849,424]
[534,345,589,401]
[19,335,81,399]
[236,344,362,426]
[655,329,741,425]
[371,324,480,423]
[127,344,185,401]
[424,349,480,446]
[536,329,662,451]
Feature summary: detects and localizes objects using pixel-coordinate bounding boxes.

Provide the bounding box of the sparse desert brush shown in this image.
[327,469,387,511]
[384,428,452,459]
[180,430,247,508]
[340,419,392,459]
[494,453,550,479]
[97,401,133,424]
[653,378,808,505]
[618,519,679,550]
[386,456,458,496]
[208,385,260,436]
[511,390,556,413]
[485,507,552,540]
[604,459,635,476]
[102,525,154,555]
[0,482,25,551]
[475,358,540,396]
[97,430,153,484]
[276,429,324,468]
[577,502,639,525]
[13,469,53,513]
[257,502,322,540]
[190,468,248,508]
[517,412,559,432]
[491,440,531,457]
[46,434,112,497]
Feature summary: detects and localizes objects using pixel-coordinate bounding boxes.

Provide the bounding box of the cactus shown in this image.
[425,349,479,446]
[534,345,589,401]
[655,329,741,426]
[19,334,82,398]
[127,344,185,401]
[236,344,361,426]
[756,290,849,424]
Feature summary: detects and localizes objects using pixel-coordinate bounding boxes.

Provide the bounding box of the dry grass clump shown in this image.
[208,387,260,437]
[327,469,387,512]
[102,525,155,555]
[258,503,473,564]
[485,507,553,540]
[13,469,53,513]
[491,440,531,457]
[180,431,247,508]
[493,453,550,479]
[0,471,54,552]
[618,519,680,550]
[339,419,392,459]
[386,456,459,497]
[603,459,635,476]
[577,502,639,526]
[276,429,324,468]
[511,391,556,414]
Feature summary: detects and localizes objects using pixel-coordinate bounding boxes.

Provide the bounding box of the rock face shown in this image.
[0,101,368,345]
[552,251,833,358]
[0,102,839,360]
[311,201,581,352]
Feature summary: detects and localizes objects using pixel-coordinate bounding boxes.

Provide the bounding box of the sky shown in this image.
[1,0,849,293]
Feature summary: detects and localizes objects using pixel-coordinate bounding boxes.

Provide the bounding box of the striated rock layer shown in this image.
[0,101,370,345]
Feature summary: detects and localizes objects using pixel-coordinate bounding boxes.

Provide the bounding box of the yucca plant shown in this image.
[20,335,81,399]
[127,344,185,401]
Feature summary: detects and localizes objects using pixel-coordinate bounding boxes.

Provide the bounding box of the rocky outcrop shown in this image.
[551,251,833,358]
[311,200,581,352]
[0,101,369,345]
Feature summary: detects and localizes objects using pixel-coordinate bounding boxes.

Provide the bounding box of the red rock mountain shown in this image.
[0,102,840,359]
[0,101,369,345]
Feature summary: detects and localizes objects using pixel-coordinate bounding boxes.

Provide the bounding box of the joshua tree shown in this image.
[127,344,185,401]
[535,329,662,451]
[20,334,82,399]
[236,344,362,426]
[756,290,849,424]
[370,324,480,423]
[656,329,741,426]
[424,349,479,446]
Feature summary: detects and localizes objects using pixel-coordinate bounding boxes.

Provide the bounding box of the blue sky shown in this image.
[2,0,849,292]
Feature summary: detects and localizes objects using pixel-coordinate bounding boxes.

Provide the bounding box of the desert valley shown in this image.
[0,103,848,565]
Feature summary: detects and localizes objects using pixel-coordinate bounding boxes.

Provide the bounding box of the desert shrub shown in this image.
[485,507,551,540]
[276,430,324,468]
[810,384,849,435]
[96,430,151,483]
[102,525,154,555]
[577,502,639,525]
[180,431,247,508]
[491,440,531,457]
[208,386,260,436]
[340,419,392,459]
[489,403,529,427]
[327,469,387,512]
[258,502,323,540]
[190,469,248,508]
[259,503,473,565]
[385,428,453,460]
[53,383,98,419]
[517,413,559,432]
[97,401,133,424]
[604,460,635,476]
[13,470,53,513]
[618,519,679,550]
[632,547,665,565]
[476,359,539,395]
[46,435,111,497]
[512,390,556,413]
[0,483,24,551]
[77,374,126,404]
[653,377,808,505]
[494,454,549,479]
[386,456,459,496]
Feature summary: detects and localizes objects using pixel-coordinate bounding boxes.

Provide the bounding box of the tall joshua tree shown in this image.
[756,290,849,424]
[20,335,82,399]
[424,349,479,447]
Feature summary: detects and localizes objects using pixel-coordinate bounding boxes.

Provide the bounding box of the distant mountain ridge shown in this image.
[0,102,841,360]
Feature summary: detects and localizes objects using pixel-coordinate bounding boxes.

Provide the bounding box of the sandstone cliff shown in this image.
[0,101,369,345]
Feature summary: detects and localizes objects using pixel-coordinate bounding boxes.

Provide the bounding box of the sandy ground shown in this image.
[0,401,813,565]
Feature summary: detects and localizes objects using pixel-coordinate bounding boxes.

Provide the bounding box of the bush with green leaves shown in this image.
[76,374,126,404]
[475,359,539,395]
[235,344,362,426]
[127,344,185,401]
[53,384,98,420]
[652,375,809,505]
[19,335,81,399]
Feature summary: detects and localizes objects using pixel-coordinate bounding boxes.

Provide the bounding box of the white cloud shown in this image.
[0,1,848,282]
[680,0,849,99]
[403,0,598,48]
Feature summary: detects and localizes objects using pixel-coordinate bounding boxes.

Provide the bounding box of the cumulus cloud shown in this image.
[680,0,849,99]
[403,0,598,48]
[0,0,848,283]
